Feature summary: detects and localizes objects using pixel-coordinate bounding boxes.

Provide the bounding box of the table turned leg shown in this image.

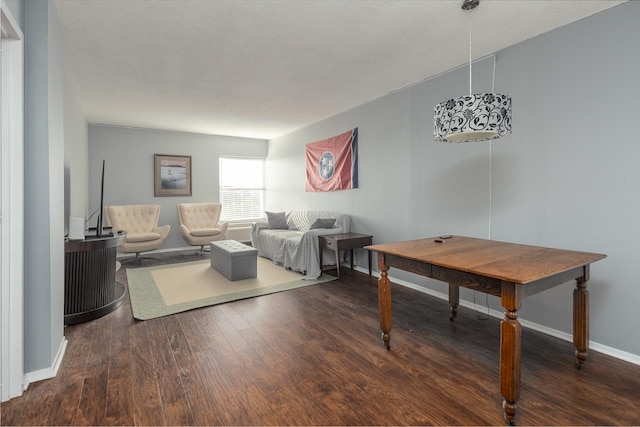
[377,253,392,350]
[573,272,590,369]
[500,282,523,425]
[449,284,459,321]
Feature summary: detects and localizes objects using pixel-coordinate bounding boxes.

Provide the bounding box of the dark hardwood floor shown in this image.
[2,250,639,425]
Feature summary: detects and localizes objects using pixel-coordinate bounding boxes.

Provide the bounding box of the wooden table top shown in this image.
[366,236,606,285]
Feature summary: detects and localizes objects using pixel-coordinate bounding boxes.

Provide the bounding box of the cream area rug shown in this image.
[126,257,336,320]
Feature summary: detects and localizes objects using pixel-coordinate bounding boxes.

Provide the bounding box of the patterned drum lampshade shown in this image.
[434,93,512,143]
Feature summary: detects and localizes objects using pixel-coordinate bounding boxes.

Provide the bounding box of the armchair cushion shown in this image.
[126,232,162,243]
[191,228,223,237]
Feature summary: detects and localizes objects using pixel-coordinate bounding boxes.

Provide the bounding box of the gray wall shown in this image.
[267,1,640,359]
[64,74,89,219]
[493,2,640,358]
[24,0,66,373]
[4,0,23,30]
[88,125,267,249]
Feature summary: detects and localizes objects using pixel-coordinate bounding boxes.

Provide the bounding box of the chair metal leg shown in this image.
[120,251,161,265]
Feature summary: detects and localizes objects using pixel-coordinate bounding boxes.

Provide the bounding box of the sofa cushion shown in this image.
[266,211,288,229]
[286,211,313,232]
[309,218,336,229]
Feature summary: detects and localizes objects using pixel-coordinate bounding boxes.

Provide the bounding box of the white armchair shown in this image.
[105,204,170,262]
[177,203,229,253]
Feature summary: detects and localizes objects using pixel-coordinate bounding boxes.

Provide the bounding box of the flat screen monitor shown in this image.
[96,159,105,237]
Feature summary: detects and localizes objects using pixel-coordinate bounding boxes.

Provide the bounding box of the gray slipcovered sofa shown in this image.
[250,210,351,279]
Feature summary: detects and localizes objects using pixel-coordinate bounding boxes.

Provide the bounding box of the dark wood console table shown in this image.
[366,236,606,424]
[64,230,127,325]
[319,232,373,280]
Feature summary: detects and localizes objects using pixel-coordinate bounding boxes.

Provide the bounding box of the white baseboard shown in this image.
[354,266,640,366]
[23,336,68,391]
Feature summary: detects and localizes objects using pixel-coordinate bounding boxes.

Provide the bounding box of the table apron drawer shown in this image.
[323,239,337,249]
[384,254,432,277]
[432,266,502,297]
[344,237,373,248]
[324,236,372,249]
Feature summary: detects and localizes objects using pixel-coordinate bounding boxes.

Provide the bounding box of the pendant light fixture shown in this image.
[434,0,512,143]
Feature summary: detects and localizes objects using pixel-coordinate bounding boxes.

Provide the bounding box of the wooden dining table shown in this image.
[365,235,606,424]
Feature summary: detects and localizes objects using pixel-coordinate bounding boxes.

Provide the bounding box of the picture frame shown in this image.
[154,154,192,197]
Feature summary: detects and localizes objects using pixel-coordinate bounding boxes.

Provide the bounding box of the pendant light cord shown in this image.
[489,55,496,240]
[468,11,472,95]
[492,54,496,94]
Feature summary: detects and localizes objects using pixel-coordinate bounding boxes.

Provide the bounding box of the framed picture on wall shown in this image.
[154,154,192,197]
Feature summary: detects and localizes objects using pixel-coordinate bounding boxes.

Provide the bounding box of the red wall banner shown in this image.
[305,128,358,192]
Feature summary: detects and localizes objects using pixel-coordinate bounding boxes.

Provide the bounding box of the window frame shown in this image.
[218,156,266,223]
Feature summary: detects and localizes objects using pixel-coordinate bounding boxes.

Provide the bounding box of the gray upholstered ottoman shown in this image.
[210,240,258,281]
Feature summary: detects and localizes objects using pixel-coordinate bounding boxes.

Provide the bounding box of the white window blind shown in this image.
[219,157,265,221]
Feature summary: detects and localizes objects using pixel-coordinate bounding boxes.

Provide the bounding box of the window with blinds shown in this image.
[219,157,265,221]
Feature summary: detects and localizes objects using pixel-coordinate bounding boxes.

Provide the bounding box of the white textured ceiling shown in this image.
[53,0,625,140]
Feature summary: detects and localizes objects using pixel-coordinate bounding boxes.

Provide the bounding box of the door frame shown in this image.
[1,0,25,402]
